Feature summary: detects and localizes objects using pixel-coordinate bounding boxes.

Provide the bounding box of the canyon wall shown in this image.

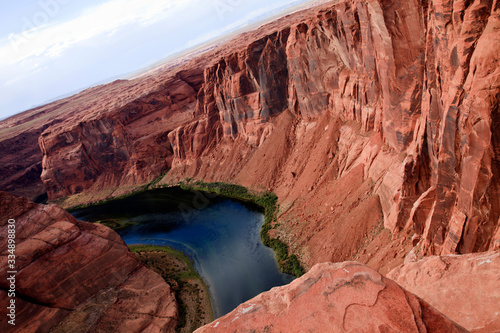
[38,70,203,200]
[1,0,499,272]
[164,0,500,267]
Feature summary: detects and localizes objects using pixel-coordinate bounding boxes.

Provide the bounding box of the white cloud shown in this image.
[185,0,298,48]
[0,0,192,66]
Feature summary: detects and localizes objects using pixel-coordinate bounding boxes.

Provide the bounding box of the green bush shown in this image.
[181,181,304,277]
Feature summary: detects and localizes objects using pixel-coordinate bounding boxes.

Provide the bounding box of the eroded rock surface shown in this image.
[0,192,178,332]
[388,251,500,333]
[0,0,499,274]
[195,262,467,333]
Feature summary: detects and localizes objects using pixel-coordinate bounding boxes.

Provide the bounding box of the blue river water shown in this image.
[70,187,294,317]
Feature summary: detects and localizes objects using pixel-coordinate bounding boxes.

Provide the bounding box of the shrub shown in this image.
[181,181,304,277]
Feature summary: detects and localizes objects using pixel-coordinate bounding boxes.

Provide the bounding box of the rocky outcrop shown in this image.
[1,0,499,272]
[195,261,467,332]
[0,127,46,201]
[0,192,178,332]
[388,251,500,333]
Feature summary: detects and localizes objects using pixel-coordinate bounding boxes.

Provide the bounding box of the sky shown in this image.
[0,0,307,120]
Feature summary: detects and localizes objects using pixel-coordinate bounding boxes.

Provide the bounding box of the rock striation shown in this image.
[388,251,500,333]
[195,261,467,333]
[0,0,499,273]
[0,192,178,332]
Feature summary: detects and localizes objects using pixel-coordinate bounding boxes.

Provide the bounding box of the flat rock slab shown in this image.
[388,251,500,333]
[196,261,467,333]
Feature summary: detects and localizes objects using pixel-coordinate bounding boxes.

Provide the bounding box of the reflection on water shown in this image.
[71,187,294,317]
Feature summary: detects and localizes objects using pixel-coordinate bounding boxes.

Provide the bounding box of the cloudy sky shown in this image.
[0,0,306,120]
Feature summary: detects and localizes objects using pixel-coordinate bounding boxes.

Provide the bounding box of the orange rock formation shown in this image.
[195,262,467,333]
[0,192,178,332]
[388,251,500,332]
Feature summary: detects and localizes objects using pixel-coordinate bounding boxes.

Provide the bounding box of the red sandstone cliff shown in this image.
[1,0,499,274]
[164,0,500,268]
[0,192,178,332]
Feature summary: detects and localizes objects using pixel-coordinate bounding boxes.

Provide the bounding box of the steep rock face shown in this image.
[203,30,290,138]
[412,0,500,257]
[39,70,203,200]
[0,128,46,201]
[195,262,467,333]
[388,251,500,333]
[0,192,178,332]
[3,0,498,271]
[165,0,500,266]
[0,77,172,201]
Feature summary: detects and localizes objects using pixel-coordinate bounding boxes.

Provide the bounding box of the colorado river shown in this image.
[70,187,294,317]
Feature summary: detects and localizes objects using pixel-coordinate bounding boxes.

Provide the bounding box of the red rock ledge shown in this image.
[0,191,178,332]
[196,261,467,333]
[388,251,500,333]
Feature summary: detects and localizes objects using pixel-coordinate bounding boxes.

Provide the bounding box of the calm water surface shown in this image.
[71,187,294,317]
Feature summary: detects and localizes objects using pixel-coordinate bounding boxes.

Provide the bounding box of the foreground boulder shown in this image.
[196,261,467,333]
[0,192,178,332]
[388,252,500,333]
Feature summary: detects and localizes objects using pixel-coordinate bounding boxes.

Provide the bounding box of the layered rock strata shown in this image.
[0,192,178,332]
